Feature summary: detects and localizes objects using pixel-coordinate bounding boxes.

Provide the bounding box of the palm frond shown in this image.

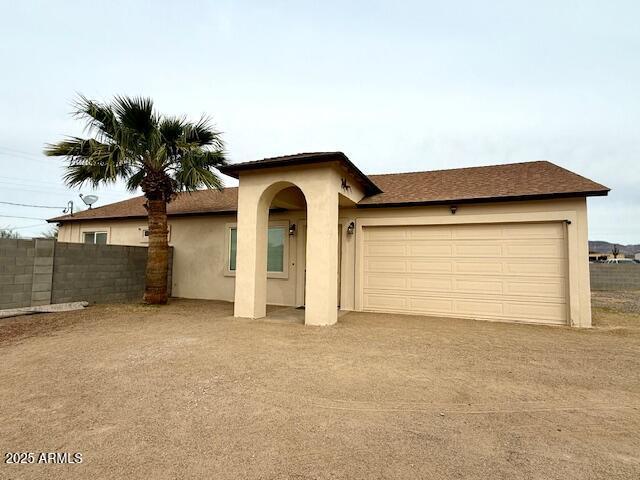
[125,168,146,192]
[72,94,119,142]
[183,115,224,149]
[62,159,132,188]
[112,95,157,139]
[160,116,186,144]
[174,151,225,192]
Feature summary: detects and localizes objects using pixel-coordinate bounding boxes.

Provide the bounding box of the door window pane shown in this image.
[229,228,237,271]
[267,227,285,272]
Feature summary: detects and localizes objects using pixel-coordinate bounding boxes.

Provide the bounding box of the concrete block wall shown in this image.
[31,239,55,306]
[590,264,640,291]
[0,239,37,309]
[0,238,173,309]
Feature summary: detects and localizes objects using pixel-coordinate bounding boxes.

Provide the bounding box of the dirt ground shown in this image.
[1,293,639,480]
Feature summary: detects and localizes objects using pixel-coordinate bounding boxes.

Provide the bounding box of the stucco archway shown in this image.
[233,172,343,325]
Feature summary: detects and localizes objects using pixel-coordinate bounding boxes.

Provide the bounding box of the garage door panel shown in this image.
[409,297,454,313]
[504,302,566,322]
[364,294,408,310]
[454,278,504,294]
[363,226,408,241]
[364,243,407,256]
[364,275,564,298]
[505,260,565,276]
[454,243,503,257]
[503,222,564,239]
[364,274,408,289]
[364,258,407,273]
[504,241,565,258]
[408,226,453,240]
[409,276,454,291]
[504,279,565,298]
[408,244,453,256]
[453,224,506,239]
[454,261,504,274]
[408,261,453,273]
[361,222,568,325]
[455,299,504,316]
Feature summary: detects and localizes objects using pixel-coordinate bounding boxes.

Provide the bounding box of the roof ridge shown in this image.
[367,160,550,177]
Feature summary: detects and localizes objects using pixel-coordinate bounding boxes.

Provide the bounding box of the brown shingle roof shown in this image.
[50,188,238,222]
[359,161,609,207]
[50,160,608,223]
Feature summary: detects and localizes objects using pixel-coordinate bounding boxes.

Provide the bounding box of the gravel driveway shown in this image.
[1,294,639,479]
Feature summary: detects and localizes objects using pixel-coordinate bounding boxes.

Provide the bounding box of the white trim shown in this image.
[295,220,307,307]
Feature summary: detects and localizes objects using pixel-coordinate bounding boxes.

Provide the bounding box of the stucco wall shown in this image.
[57,211,304,306]
[57,197,592,325]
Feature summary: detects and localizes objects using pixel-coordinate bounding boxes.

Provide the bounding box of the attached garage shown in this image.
[360,222,569,325]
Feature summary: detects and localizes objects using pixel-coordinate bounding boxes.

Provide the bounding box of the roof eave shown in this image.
[357,189,610,209]
[220,153,382,195]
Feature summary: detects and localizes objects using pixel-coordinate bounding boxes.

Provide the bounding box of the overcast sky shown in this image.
[0,0,638,243]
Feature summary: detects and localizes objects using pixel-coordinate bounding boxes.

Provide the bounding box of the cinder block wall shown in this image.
[0,238,173,309]
[590,264,640,291]
[0,239,38,309]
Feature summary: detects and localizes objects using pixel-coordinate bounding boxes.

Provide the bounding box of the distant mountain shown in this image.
[589,241,640,255]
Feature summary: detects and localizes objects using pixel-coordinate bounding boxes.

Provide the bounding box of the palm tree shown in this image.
[45,95,227,304]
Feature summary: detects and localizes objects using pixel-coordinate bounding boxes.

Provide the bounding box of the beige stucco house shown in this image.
[51,152,609,327]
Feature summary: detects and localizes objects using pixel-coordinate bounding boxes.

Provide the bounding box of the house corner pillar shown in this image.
[304,191,339,326]
[233,184,268,319]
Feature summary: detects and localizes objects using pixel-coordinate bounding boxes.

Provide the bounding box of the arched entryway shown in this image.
[232,172,343,325]
[221,153,371,326]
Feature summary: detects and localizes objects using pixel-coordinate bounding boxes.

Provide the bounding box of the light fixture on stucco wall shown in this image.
[347,221,355,235]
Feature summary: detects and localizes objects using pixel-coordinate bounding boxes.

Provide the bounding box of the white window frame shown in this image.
[224,221,289,279]
[82,230,109,245]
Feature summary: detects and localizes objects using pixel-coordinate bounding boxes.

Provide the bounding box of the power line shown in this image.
[0,174,135,196]
[0,182,130,198]
[0,145,46,159]
[0,201,65,209]
[4,222,50,230]
[0,150,53,166]
[0,215,47,221]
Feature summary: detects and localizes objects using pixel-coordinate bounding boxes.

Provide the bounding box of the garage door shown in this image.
[361,222,568,325]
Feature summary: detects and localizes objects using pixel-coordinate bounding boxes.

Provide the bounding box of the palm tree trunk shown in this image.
[144,198,169,304]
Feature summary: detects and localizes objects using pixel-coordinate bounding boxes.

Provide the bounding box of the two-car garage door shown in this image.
[361,222,568,325]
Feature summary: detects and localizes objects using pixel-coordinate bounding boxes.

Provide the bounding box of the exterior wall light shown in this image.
[347,221,355,235]
[450,205,458,215]
[289,224,296,236]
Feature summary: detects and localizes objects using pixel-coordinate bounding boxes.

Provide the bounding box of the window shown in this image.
[266,227,285,272]
[83,231,107,244]
[228,226,286,274]
[229,228,238,271]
